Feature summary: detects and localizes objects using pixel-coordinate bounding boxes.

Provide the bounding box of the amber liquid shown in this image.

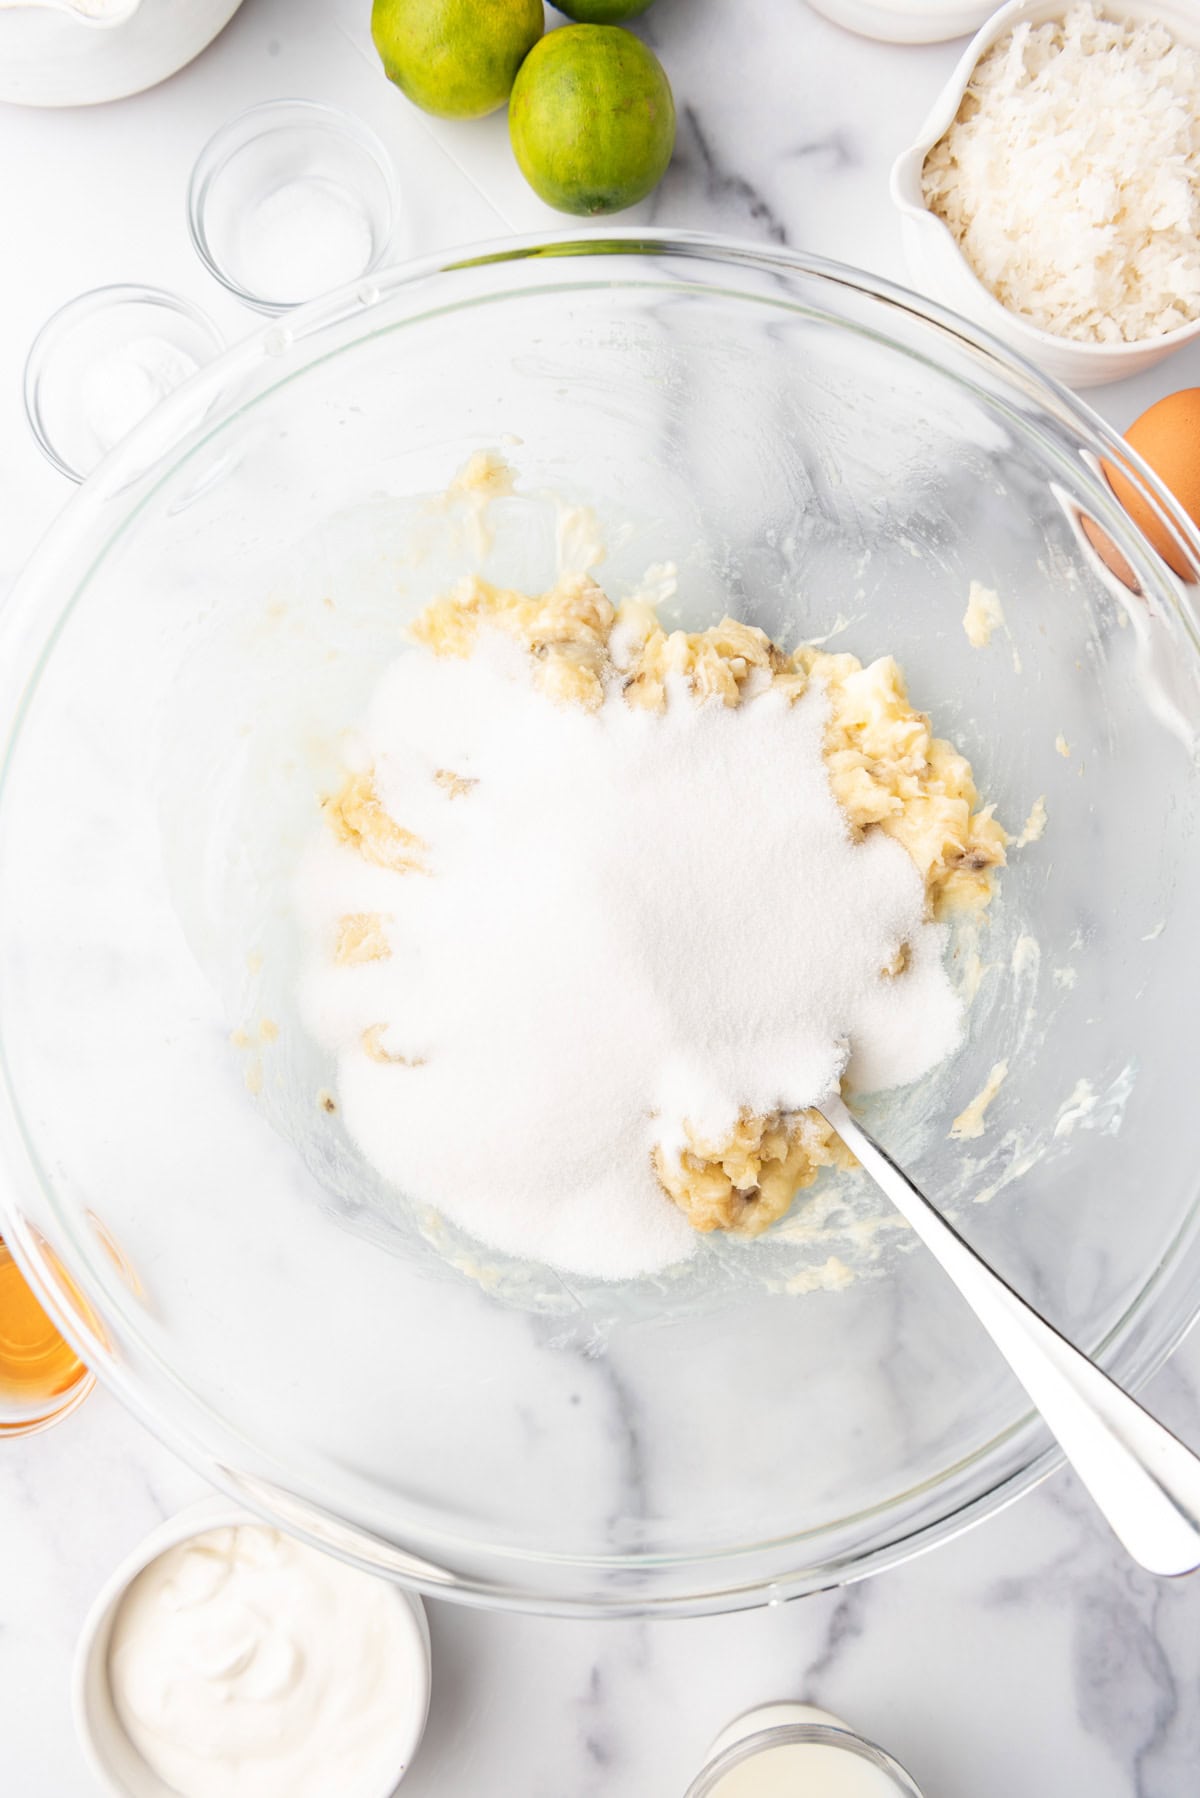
[0,1237,88,1405]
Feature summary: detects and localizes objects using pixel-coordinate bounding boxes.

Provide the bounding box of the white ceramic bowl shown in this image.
[805,0,994,46]
[890,0,1200,387]
[72,1496,431,1798]
[0,0,244,108]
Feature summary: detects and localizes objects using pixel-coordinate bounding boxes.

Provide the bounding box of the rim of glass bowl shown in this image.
[186,97,399,316]
[3,230,1200,1617]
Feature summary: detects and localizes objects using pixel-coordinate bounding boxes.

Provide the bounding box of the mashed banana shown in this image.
[325,571,1006,1239]
[324,771,427,874]
[653,1109,858,1236]
[333,914,392,965]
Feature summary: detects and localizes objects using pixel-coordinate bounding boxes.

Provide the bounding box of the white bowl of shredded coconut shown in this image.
[890,0,1200,387]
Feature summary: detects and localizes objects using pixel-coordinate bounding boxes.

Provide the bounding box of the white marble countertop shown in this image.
[3,1,1200,1793]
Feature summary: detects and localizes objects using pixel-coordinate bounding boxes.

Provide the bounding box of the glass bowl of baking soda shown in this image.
[3,233,1200,1616]
[24,284,224,483]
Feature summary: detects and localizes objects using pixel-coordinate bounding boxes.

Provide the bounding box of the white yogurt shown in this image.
[107,1523,421,1798]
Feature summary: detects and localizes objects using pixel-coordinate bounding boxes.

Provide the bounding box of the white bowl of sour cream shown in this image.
[73,1497,431,1798]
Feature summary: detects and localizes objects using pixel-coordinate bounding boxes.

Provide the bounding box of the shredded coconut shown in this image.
[299,636,966,1282]
[922,3,1200,344]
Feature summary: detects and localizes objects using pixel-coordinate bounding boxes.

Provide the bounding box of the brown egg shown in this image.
[1102,388,1200,582]
[1078,511,1140,594]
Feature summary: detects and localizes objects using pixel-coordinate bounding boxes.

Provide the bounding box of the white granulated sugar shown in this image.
[300,641,963,1281]
[923,3,1200,344]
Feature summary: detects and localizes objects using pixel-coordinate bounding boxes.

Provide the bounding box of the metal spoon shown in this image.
[819,1091,1200,1577]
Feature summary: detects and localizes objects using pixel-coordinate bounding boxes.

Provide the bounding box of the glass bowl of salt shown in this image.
[188,98,399,316]
[686,1704,924,1798]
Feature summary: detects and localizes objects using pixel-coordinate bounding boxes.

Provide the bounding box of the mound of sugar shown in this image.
[299,639,963,1281]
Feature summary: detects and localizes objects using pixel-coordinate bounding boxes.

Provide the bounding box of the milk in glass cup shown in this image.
[685,1705,925,1798]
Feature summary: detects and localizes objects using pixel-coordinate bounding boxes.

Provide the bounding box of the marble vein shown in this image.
[657,106,791,244]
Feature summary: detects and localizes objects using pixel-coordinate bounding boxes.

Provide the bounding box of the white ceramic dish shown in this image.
[805,0,993,46]
[890,0,1200,388]
[0,0,244,108]
[72,1496,431,1798]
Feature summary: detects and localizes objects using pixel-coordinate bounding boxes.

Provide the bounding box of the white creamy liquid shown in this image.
[108,1524,420,1798]
[710,1741,904,1797]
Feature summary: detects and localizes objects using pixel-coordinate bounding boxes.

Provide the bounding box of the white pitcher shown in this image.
[0,0,245,107]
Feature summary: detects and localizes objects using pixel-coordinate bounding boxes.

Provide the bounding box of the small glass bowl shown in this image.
[0,1234,94,1437]
[24,285,224,485]
[0,1373,93,1439]
[188,99,399,315]
[686,1708,925,1798]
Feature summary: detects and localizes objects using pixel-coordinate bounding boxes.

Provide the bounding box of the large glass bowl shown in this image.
[3,233,1200,1615]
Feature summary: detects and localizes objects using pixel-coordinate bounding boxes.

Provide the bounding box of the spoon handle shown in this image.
[820,1092,1200,1577]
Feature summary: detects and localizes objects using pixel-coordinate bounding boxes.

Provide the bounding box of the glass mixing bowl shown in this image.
[3,233,1200,1615]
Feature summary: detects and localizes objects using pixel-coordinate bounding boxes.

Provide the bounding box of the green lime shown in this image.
[509,25,676,216]
[371,0,544,120]
[555,0,656,18]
